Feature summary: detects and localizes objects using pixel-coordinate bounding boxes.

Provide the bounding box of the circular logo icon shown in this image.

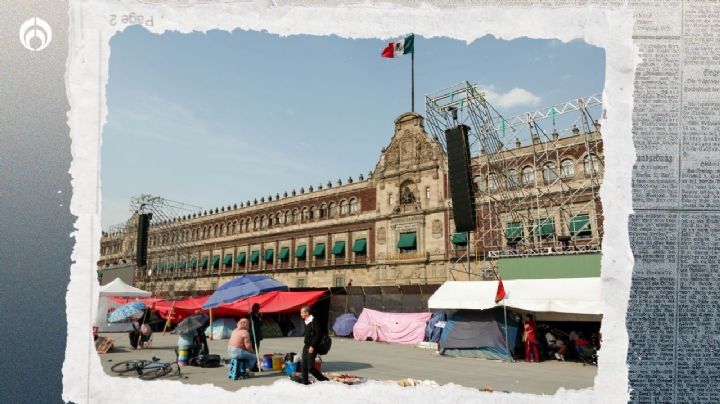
[19,17,52,52]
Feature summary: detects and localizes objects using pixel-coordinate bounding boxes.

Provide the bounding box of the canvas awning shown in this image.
[332,241,346,255]
[505,222,523,239]
[264,249,274,262]
[200,256,209,268]
[295,245,307,259]
[236,252,246,265]
[249,250,260,263]
[312,243,325,257]
[223,254,233,266]
[211,255,220,268]
[428,278,602,321]
[352,238,367,253]
[451,232,468,245]
[397,232,417,249]
[278,247,290,260]
[569,215,590,232]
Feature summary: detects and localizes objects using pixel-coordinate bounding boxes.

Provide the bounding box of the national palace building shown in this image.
[98,112,604,296]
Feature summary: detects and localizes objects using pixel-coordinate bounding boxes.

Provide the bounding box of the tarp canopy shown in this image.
[205,318,237,340]
[428,278,602,321]
[353,308,431,345]
[212,290,325,318]
[99,278,152,297]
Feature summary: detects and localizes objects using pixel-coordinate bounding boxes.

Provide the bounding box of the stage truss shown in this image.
[425,82,604,280]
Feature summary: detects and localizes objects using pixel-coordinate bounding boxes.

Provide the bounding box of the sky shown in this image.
[102,27,605,228]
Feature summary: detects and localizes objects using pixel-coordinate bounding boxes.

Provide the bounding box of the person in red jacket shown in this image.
[523,314,540,362]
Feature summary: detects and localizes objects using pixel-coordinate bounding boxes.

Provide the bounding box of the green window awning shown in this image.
[168,261,175,270]
[160,262,166,270]
[332,241,346,255]
[223,254,233,266]
[569,215,591,233]
[451,232,468,245]
[397,232,417,249]
[211,255,220,268]
[152,263,158,271]
[264,249,274,262]
[178,260,186,270]
[189,257,197,269]
[352,238,367,253]
[200,256,209,268]
[313,243,326,257]
[295,245,307,259]
[506,222,523,239]
[534,220,555,236]
[236,252,246,265]
[279,247,290,261]
[249,250,260,263]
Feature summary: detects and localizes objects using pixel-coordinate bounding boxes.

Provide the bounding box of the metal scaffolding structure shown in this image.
[129,194,202,287]
[425,82,604,280]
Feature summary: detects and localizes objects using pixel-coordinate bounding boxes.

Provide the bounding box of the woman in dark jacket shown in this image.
[299,306,329,385]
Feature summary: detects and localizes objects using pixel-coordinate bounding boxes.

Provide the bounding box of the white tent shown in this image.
[99,278,152,297]
[428,278,602,322]
[96,278,152,332]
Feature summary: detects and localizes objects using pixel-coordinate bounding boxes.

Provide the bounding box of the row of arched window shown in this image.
[475,154,601,191]
[149,197,361,247]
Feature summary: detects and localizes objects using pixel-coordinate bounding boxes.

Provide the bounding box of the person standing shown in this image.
[299,306,328,385]
[248,303,263,372]
[523,314,540,362]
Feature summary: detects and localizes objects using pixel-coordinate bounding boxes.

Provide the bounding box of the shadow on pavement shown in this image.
[320,361,373,372]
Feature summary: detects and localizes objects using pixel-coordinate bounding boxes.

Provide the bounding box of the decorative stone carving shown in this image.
[432,220,442,238]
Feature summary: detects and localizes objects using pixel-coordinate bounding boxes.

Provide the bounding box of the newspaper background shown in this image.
[58,1,718,403]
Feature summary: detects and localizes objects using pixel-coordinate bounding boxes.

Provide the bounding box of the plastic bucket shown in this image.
[262,354,273,370]
[272,355,284,370]
[177,347,189,366]
[284,361,297,376]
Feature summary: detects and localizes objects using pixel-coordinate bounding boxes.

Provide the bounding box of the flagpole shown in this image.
[411,45,415,112]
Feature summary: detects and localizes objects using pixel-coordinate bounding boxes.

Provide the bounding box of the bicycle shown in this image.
[110,357,182,380]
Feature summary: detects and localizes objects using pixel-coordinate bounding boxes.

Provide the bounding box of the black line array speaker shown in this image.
[446,124,476,232]
[136,213,152,268]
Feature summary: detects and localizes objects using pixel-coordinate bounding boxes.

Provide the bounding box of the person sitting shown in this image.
[228,318,257,377]
[545,331,567,361]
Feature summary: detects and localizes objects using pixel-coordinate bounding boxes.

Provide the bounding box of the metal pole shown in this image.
[503,301,513,362]
[411,48,415,112]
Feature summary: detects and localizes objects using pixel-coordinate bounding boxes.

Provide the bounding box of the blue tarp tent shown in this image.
[439,308,519,361]
[425,311,447,342]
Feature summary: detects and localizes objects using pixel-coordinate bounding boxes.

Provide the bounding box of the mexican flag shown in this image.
[381,34,414,58]
[495,277,506,304]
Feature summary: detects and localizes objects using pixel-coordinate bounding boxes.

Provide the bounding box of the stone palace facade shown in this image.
[98,112,604,295]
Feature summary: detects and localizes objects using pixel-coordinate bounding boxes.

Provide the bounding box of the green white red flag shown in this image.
[381,34,414,58]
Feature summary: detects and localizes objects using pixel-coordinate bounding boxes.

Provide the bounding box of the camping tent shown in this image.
[95,279,152,332]
[353,308,431,345]
[205,318,237,340]
[428,278,602,321]
[439,308,519,361]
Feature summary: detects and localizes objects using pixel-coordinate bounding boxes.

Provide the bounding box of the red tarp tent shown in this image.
[132,291,327,323]
[212,291,326,318]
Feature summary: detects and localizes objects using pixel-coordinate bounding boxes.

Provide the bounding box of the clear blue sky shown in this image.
[102,26,604,228]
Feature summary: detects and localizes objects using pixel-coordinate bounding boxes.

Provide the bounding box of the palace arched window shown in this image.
[349,198,359,214]
[328,203,337,218]
[561,159,575,178]
[584,154,601,175]
[340,200,349,215]
[543,162,558,182]
[522,166,535,185]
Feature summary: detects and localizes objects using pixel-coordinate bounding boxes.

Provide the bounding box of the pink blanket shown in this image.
[352,309,431,345]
